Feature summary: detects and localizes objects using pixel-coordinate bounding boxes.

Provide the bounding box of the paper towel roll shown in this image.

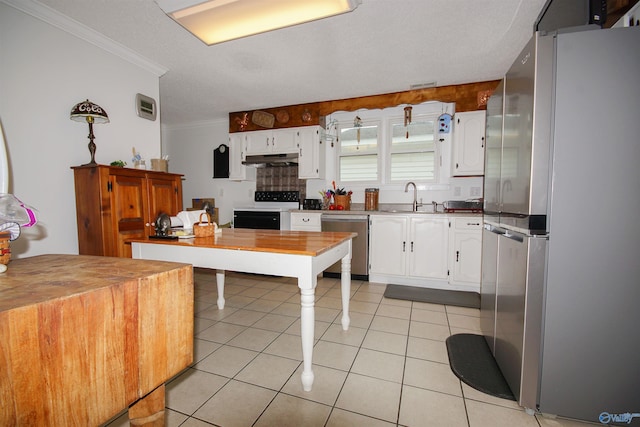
[176,210,206,230]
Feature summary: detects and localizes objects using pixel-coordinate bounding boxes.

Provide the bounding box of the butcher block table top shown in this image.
[0,254,194,426]
[151,228,357,255]
[132,228,356,393]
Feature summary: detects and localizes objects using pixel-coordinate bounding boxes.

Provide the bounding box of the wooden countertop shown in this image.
[0,254,193,426]
[140,228,357,257]
[0,254,190,312]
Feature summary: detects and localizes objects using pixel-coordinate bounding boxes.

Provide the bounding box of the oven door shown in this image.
[233,210,281,230]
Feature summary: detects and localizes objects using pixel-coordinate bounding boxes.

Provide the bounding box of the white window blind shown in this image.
[338,123,379,182]
[389,117,437,182]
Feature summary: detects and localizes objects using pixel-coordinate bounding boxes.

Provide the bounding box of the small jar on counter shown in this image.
[364,188,379,211]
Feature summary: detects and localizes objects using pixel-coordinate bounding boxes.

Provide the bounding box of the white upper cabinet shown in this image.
[452,110,486,176]
[228,133,247,181]
[297,126,325,179]
[245,128,298,155]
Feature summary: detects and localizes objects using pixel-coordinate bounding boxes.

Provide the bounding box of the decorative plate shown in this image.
[251,110,275,128]
[276,110,290,123]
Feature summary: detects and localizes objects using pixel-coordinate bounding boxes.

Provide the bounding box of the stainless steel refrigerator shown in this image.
[481,26,640,423]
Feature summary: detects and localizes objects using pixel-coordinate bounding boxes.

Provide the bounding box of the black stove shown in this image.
[234,191,300,230]
[254,191,300,203]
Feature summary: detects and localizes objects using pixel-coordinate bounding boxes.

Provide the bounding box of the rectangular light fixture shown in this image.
[157,0,361,45]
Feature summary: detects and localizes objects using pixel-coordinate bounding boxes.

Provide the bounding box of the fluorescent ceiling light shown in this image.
[157,0,361,45]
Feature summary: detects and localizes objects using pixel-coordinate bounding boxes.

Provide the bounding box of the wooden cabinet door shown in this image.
[110,173,147,257]
[147,174,183,236]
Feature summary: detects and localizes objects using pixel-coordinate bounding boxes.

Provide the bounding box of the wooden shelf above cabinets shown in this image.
[229,104,321,133]
[229,80,500,133]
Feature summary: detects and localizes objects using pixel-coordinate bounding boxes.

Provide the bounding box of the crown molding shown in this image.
[2,0,168,77]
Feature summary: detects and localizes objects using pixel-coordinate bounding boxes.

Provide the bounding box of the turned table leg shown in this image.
[341,254,352,331]
[299,287,315,391]
[216,269,226,309]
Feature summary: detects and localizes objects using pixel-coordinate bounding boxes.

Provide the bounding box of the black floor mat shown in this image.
[446,333,515,401]
[383,284,480,309]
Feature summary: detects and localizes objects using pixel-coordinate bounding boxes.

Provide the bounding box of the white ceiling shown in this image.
[37,0,547,127]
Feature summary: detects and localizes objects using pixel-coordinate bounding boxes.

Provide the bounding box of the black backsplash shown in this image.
[256,165,307,200]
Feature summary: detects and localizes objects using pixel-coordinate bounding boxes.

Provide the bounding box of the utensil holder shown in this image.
[151,159,168,172]
[334,194,351,210]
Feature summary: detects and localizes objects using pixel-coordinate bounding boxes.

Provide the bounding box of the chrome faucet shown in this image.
[404,181,419,211]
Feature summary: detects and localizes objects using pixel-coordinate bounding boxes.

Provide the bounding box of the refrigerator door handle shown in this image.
[503,230,525,243]
[485,223,507,236]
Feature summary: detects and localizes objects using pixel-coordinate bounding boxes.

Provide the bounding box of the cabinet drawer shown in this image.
[451,217,482,230]
[291,212,322,230]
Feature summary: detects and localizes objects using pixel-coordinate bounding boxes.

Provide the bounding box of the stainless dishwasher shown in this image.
[321,213,368,280]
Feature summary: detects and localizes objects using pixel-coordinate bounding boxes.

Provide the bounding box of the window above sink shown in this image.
[328,101,455,189]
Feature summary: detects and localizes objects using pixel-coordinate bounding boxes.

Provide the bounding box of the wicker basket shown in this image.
[193,213,215,237]
[333,194,351,210]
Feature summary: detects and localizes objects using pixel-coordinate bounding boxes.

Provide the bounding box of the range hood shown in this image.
[242,153,298,166]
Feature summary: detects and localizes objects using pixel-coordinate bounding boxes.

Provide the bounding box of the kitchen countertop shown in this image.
[293,208,482,216]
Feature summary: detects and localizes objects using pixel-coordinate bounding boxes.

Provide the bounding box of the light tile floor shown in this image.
[106,270,599,427]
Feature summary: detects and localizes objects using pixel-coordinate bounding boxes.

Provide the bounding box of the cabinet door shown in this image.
[147,175,183,236]
[453,110,486,176]
[110,173,147,257]
[229,133,247,181]
[297,127,322,179]
[272,128,298,153]
[369,215,407,276]
[450,231,482,284]
[408,217,449,279]
[245,130,272,155]
[449,217,482,286]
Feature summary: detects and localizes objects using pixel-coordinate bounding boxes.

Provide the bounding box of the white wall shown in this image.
[162,120,256,225]
[0,1,164,258]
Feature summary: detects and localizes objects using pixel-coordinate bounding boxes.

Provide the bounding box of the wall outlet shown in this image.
[219,188,224,197]
[470,186,481,197]
[454,186,461,197]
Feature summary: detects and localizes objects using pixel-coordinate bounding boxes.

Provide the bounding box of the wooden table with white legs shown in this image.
[132,228,355,392]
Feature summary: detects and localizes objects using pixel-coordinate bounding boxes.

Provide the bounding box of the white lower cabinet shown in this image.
[369,213,482,292]
[369,214,449,286]
[290,211,322,231]
[448,217,482,290]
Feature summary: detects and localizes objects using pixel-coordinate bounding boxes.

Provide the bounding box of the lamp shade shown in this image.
[70,100,109,124]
